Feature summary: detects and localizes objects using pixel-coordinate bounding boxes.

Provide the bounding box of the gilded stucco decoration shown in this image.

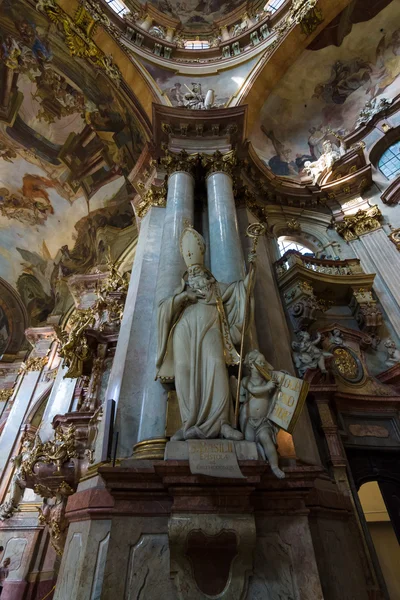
[136,180,167,218]
[19,356,49,373]
[36,0,121,84]
[389,228,400,251]
[201,150,238,178]
[160,149,198,175]
[0,425,77,520]
[56,258,129,378]
[335,206,382,241]
[272,0,323,47]
[0,389,14,402]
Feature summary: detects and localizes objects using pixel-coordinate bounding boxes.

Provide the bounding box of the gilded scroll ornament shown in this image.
[56,258,128,378]
[19,356,49,373]
[272,0,323,48]
[0,389,13,402]
[389,228,400,251]
[0,425,77,521]
[335,205,382,241]
[36,0,121,84]
[136,180,167,218]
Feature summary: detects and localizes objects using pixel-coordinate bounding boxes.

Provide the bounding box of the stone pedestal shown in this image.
[51,456,376,600]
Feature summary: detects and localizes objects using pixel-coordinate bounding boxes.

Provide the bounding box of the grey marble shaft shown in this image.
[207,171,245,283]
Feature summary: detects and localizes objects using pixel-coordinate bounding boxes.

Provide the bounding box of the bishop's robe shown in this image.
[156,277,251,439]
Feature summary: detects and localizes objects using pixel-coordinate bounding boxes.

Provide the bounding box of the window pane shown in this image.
[105,0,129,16]
[264,0,285,13]
[378,141,400,180]
[278,236,314,257]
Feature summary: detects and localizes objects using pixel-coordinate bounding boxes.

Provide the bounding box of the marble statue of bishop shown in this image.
[156,225,254,441]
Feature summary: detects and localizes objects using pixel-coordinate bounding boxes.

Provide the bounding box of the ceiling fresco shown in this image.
[0,0,144,327]
[251,1,400,179]
[139,55,260,107]
[138,0,247,31]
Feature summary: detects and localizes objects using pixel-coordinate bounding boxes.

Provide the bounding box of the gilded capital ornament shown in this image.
[19,356,49,373]
[136,180,167,218]
[160,149,197,176]
[0,389,13,402]
[335,205,382,241]
[201,150,238,178]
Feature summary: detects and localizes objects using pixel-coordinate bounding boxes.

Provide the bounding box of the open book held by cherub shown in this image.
[232,349,285,479]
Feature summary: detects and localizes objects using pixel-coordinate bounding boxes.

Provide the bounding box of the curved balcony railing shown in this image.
[275,250,364,279]
[89,0,290,65]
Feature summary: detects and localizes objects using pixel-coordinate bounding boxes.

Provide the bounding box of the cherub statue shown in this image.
[384,339,400,366]
[329,328,344,345]
[235,349,285,479]
[292,331,332,377]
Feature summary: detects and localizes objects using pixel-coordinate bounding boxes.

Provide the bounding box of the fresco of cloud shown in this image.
[251,2,400,179]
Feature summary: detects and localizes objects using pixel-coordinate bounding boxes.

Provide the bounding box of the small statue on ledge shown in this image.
[329,328,344,345]
[304,140,342,184]
[292,331,332,376]
[182,83,215,110]
[384,339,400,367]
[237,350,285,479]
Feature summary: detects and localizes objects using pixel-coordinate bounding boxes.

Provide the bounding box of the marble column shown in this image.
[104,206,166,458]
[206,166,245,283]
[104,163,195,457]
[351,228,400,339]
[138,170,195,443]
[236,207,321,465]
[156,170,195,300]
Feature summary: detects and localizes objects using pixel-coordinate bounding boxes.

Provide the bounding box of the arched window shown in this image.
[184,40,210,50]
[105,0,129,16]
[378,140,400,180]
[264,0,285,13]
[278,236,314,257]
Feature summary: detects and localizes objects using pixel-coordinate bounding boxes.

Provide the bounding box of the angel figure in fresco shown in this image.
[313,58,372,105]
[366,28,400,98]
[235,349,285,479]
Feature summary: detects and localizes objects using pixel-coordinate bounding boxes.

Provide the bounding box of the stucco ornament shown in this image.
[304,140,342,184]
[237,350,285,479]
[157,225,255,441]
[292,331,332,376]
[355,97,392,128]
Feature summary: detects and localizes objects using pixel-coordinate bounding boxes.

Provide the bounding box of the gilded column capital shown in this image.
[160,149,198,176]
[136,180,167,218]
[201,150,238,179]
[335,205,382,241]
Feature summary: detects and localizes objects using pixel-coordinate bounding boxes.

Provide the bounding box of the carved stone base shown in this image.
[170,513,255,599]
[52,460,380,599]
